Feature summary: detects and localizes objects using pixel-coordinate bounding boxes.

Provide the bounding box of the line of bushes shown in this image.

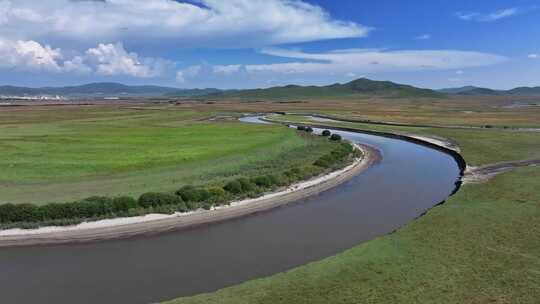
[0,142,358,229]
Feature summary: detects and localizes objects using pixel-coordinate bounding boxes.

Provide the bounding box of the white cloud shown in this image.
[176,48,507,84]
[0,38,167,77]
[457,7,523,22]
[252,48,507,73]
[528,53,539,59]
[213,64,242,75]
[0,0,369,47]
[176,65,203,83]
[455,70,464,75]
[0,38,64,71]
[415,34,431,40]
[85,43,168,77]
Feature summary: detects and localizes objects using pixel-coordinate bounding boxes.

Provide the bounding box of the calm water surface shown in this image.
[0,118,461,304]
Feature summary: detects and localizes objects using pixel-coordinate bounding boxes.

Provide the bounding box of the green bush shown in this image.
[297,125,306,131]
[224,180,243,194]
[208,187,226,198]
[207,187,228,204]
[314,143,354,168]
[237,178,256,192]
[138,192,183,208]
[251,175,278,188]
[322,130,331,137]
[305,127,314,133]
[0,203,38,223]
[112,196,138,212]
[0,139,356,227]
[330,134,342,141]
[176,185,211,202]
[153,205,178,214]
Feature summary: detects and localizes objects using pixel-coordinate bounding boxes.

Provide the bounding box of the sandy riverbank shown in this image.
[0,144,379,247]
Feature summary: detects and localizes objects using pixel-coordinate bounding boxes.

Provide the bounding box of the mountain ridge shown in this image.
[3,79,540,98]
[0,82,220,97]
[437,85,540,96]
[205,78,442,99]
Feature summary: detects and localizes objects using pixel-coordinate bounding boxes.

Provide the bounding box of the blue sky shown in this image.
[0,0,538,89]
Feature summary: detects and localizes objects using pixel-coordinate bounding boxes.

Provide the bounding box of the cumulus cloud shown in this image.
[176,48,507,84]
[0,38,64,71]
[0,38,168,77]
[457,7,530,22]
[528,53,539,59]
[86,43,169,77]
[0,0,368,47]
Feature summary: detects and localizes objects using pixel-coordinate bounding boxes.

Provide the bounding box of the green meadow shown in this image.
[166,112,540,304]
[0,107,336,204]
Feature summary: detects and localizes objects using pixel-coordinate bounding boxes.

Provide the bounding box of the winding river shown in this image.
[0,117,461,304]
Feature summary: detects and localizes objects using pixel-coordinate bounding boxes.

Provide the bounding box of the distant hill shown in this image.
[5,80,539,99]
[208,78,442,99]
[437,86,486,94]
[164,88,223,97]
[438,85,540,96]
[506,86,540,96]
[0,82,221,97]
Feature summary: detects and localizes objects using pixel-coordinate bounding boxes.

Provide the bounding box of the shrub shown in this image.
[0,203,39,223]
[284,167,302,181]
[251,175,276,188]
[138,192,183,208]
[305,127,314,133]
[208,187,226,198]
[112,196,138,213]
[176,185,210,202]
[322,130,331,137]
[314,143,354,168]
[0,203,18,223]
[153,205,178,215]
[81,196,114,214]
[237,178,256,192]
[207,187,228,204]
[270,173,289,186]
[330,134,342,141]
[314,156,332,168]
[224,180,243,194]
[297,125,306,131]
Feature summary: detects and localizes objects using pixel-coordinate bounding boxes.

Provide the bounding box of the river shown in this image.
[0,116,461,304]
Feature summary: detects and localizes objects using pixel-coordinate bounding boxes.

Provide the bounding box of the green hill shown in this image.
[438,85,540,96]
[208,78,442,99]
[0,83,220,97]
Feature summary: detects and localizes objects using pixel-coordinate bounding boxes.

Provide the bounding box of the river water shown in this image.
[0,117,461,304]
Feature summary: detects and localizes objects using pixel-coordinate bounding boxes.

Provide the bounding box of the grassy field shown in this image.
[268,114,540,165]
[188,96,540,128]
[0,106,337,204]
[164,108,540,304]
[3,100,538,303]
[167,166,540,304]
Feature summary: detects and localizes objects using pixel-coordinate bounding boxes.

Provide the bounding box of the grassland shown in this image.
[267,114,540,165]
[2,99,538,303]
[167,166,540,304]
[191,95,540,128]
[164,104,539,304]
[0,105,337,204]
